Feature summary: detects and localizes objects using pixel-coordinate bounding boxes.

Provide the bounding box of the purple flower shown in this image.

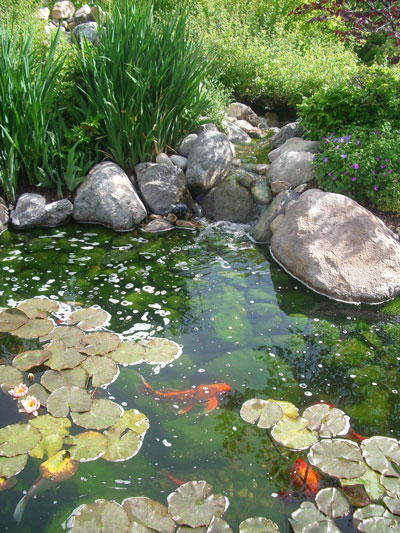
[343,171,347,175]
[344,134,351,143]
[388,170,393,174]
[340,154,347,159]
[351,177,357,181]
[328,172,332,176]
[380,164,386,168]
[323,157,329,163]
[332,176,337,180]
[350,163,359,169]
[335,145,339,150]
[356,139,360,145]
[371,170,377,174]
[374,185,379,191]
[376,156,381,160]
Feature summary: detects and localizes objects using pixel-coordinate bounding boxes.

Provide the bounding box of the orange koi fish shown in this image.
[290,458,319,496]
[346,428,367,444]
[160,470,185,486]
[137,373,230,414]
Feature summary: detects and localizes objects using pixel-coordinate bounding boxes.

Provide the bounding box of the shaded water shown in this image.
[0,221,399,531]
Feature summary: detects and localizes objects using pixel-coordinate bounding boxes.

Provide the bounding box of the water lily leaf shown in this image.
[361,436,400,477]
[44,341,86,371]
[0,423,41,456]
[122,496,175,533]
[269,400,299,419]
[28,384,49,406]
[67,307,109,330]
[40,326,84,348]
[12,318,54,339]
[341,465,385,501]
[41,368,88,392]
[113,409,149,437]
[167,481,229,528]
[0,308,28,332]
[340,484,370,507]
[308,439,365,479]
[271,417,318,450]
[71,399,123,430]
[106,341,146,366]
[17,298,59,319]
[78,332,120,356]
[29,433,64,460]
[0,476,17,491]
[81,355,119,387]
[240,399,283,428]
[0,365,23,388]
[384,496,400,516]
[302,520,342,533]
[102,429,142,462]
[315,488,350,519]
[358,517,400,532]
[176,528,206,533]
[67,431,108,462]
[140,338,182,365]
[381,475,400,497]
[0,454,27,478]
[40,450,78,481]
[239,517,279,532]
[29,414,71,437]
[13,349,51,371]
[47,386,92,418]
[289,502,326,533]
[353,503,387,527]
[302,404,350,438]
[206,516,233,532]
[70,499,130,532]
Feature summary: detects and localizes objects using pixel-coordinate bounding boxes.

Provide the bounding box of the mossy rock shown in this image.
[345,365,390,389]
[312,320,340,350]
[361,330,383,350]
[247,288,276,303]
[285,313,309,330]
[0,231,12,246]
[380,297,400,315]
[344,390,390,434]
[322,338,373,368]
[210,286,252,346]
[382,323,400,344]
[279,290,316,315]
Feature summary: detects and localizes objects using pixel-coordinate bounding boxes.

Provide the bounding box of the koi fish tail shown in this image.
[134,371,154,395]
[13,494,28,524]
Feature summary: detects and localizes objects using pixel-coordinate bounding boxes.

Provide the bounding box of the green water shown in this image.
[0,222,399,531]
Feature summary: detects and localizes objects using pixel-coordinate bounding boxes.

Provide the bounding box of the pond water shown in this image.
[0,221,399,532]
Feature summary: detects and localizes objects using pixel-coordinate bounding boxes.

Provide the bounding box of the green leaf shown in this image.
[29,414,71,438]
[302,404,350,438]
[102,429,142,462]
[0,424,41,457]
[12,318,54,339]
[0,308,28,332]
[106,340,146,365]
[0,365,23,388]
[0,455,28,478]
[40,450,78,481]
[71,399,123,430]
[44,341,86,371]
[69,499,130,532]
[207,517,233,532]
[17,298,59,319]
[308,439,365,479]
[27,384,49,407]
[289,502,326,533]
[81,355,119,387]
[67,431,109,462]
[40,326,84,348]
[47,386,92,418]
[66,307,109,330]
[122,497,175,533]
[41,368,88,392]
[381,475,400,498]
[13,349,51,371]
[239,517,280,532]
[114,409,149,437]
[361,436,400,477]
[271,417,318,451]
[384,496,400,516]
[240,399,283,429]
[341,465,385,501]
[79,332,120,355]
[315,488,350,519]
[29,433,64,460]
[139,338,182,365]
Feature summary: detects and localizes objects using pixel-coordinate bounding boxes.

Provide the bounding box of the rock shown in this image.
[73,161,147,231]
[228,102,260,127]
[234,120,254,133]
[294,183,308,194]
[265,111,280,128]
[43,199,73,226]
[178,134,198,157]
[249,190,298,242]
[251,177,273,205]
[68,21,78,31]
[90,5,105,22]
[271,122,304,148]
[186,130,233,193]
[170,155,187,171]
[196,123,218,135]
[10,194,73,229]
[271,189,400,303]
[141,218,174,233]
[252,164,269,175]
[271,180,291,195]
[72,22,98,46]
[267,151,315,189]
[136,163,187,215]
[249,127,267,139]
[74,4,91,23]
[166,213,178,224]
[270,214,285,233]
[268,137,320,162]
[155,153,174,166]
[0,197,9,233]
[175,219,202,230]
[226,122,251,144]
[237,170,256,190]
[52,1,75,19]
[232,158,242,167]
[37,7,50,20]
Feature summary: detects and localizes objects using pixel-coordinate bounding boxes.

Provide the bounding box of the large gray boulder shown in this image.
[268,137,320,162]
[72,22,99,46]
[0,197,8,233]
[249,190,298,242]
[73,162,147,231]
[136,163,188,215]
[226,121,251,144]
[271,122,304,149]
[228,102,260,127]
[270,189,400,303]
[267,151,314,189]
[186,130,233,194]
[10,194,73,229]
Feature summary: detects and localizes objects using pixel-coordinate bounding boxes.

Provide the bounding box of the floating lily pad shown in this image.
[113,409,149,437]
[27,384,49,406]
[40,326,84,348]
[315,488,350,519]
[41,368,88,392]
[44,341,86,371]
[353,504,400,531]
[29,414,71,437]
[17,298,59,319]
[71,399,123,430]
[381,475,400,497]
[308,439,365,479]
[0,424,41,457]
[207,517,233,532]
[289,502,326,533]
[0,308,28,332]
[271,417,318,450]
[340,484,370,507]
[79,332,120,356]
[81,355,119,387]
[40,450,78,481]
[107,341,146,366]
[341,465,385,501]
[13,349,51,371]
[302,520,342,532]
[67,307,109,330]
[67,431,108,462]
[0,365,23,388]
[29,433,64,460]
[240,399,283,428]
[361,436,400,477]
[102,429,142,462]
[0,476,17,491]
[269,400,299,420]
[384,496,400,516]
[12,318,54,339]
[0,454,28,478]
[302,404,350,438]
[167,481,229,528]
[122,497,175,533]
[47,386,92,418]
[239,517,280,532]
[69,499,130,532]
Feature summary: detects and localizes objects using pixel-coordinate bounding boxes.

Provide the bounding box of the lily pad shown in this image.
[302,520,342,532]
[308,439,365,479]
[207,517,233,532]
[139,338,182,365]
[271,417,318,450]
[78,332,120,356]
[44,341,86,371]
[102,429,142,462]
[0,423,41,456]
[238,517,280,532]
[240,399,283,428]
[0,308,28,332]
[29,433,64,460]
[69,499,130,533]
[13,349,51,371]
[66,307,109,330]
[361,436,400,477]
[29,414,71,437]
[340,484,371,507]
[381,475,400,497]
[113,409,149,437]
[302,404,350,438]
[40,326,84,348]
[71,399,123,430]
[315,488,350,519]
[81,355,119,387]
[107,341,146,366]
[354,504,400,532]
[27,384,49,406]
[40,450,78,481]
[47,386,92,418]
[67,431,108,462]
[0,454,28,478]
[289,502,326,533]
[41,368,88,392]
[341,465,385,501]
[384,496,400,516]
[0,365,23,388]
[122,497,175,533]
[17,298,59,319]
[12,318,54,339]
[269,400,299,419]
[167,481,229,528]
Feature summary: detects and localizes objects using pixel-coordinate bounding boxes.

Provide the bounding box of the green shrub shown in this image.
[298,66,400,140]
[313,123,400,213]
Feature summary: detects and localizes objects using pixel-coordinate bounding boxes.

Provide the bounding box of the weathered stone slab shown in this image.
[268,137,320,162]
[267,151,314,189]
[202,174,255,223]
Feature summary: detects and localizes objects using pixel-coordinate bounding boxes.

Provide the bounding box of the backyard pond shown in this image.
[0,221,399,532]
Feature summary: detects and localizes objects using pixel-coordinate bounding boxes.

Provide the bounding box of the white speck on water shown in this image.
[162,440,172,447]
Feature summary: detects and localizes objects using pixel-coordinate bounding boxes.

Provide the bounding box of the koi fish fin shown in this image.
[134,371,153,394]
[178,403,195,414]
[203,396,218,413]
[13,494,28,524]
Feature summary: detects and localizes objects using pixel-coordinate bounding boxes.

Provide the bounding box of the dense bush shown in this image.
[313,123,400,213]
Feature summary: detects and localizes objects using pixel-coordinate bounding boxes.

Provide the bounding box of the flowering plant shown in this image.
[313,123,400,213]
[8,383,28,398]
[19,396,40,417]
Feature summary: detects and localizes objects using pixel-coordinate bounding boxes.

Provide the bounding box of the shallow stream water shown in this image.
[0,221,399,531]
